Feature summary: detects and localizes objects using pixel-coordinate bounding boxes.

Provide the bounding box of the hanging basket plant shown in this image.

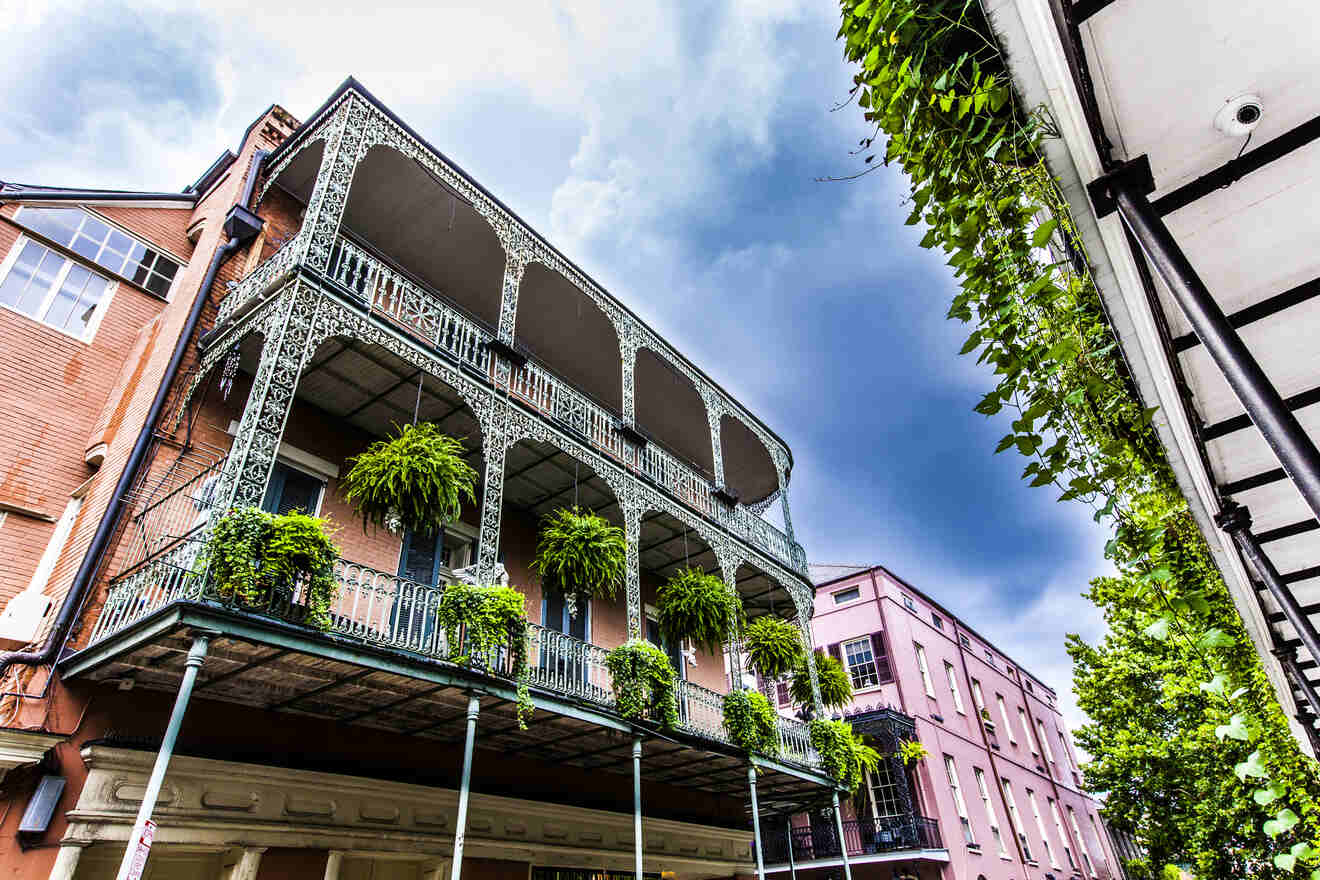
[743,615,804,680]
[340,422,478,535]
[202,506,341,630]
[531,507,626,617]
[723,688,779,756]
[809,718,880,792]
[605,640,678,728]
[436,582,533,728]
[791,651,854,710]
[896,740,928,766]
[656,568,743,655]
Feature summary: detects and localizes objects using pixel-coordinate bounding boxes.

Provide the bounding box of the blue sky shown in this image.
[1,0,1111,731]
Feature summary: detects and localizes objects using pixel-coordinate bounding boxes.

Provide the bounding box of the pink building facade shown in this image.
[761,565,1124,880]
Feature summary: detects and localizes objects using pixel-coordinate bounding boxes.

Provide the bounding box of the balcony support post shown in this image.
[623,502,643,639]
[633,737,644,880]
[793,600,824,716]
[718,548,744,686]
[785,818,796,880]
[114,633,210,880]
[449,694,481,880]
[475,401,510,583]
[830,791,853,880]
[748,765,766,880]
[298,96,367,275]
[496,252,527,347]
[620,335,639,428]
[705,394,727,489]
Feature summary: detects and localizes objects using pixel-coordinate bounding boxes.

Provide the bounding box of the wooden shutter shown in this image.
[871,631,894,683]
[827,643,842,662]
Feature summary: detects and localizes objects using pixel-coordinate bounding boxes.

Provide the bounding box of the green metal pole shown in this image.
[831,791,852,880]
[449,694,481,880]
[633,737,644,880]
[748,765,765,880]
[786,816,796,880]
[115,633,210,880]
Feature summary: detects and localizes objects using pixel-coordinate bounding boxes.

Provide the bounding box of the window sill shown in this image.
[966,845,982,855]
[853,685,887,696]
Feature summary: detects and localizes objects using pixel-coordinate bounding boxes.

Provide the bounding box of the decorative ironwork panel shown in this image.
[795,609,825,715]
[623,502,642,639]
[496,251,528,344]
[302,97,368,274]
[475,398,510,582]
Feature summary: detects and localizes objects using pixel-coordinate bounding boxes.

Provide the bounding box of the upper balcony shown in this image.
[203,80,806,580]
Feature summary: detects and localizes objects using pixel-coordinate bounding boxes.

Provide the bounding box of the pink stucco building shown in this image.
[759,564,1124,880]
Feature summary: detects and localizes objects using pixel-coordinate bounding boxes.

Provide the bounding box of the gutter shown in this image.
[0,186,198,205]
[0,149,269,681]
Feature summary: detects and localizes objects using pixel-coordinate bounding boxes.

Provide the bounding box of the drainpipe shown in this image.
[748,764,766,880]
[114,632,210,880]
[633,738,645,880]
[0,149,268,682]
[449,693,481,880]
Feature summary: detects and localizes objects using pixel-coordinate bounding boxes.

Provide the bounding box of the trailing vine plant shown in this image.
[531,507,627,617]
[896,740,928,766]
[605,640,679,729]
[724,688,780,756]
[836,0,1320,873]
[809,718,880,792]
[743,615,805,680]
[436,583,532,728]
[340,422,478,534]
[656,568,743,656]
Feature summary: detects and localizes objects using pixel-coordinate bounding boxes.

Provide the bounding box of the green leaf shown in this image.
[1032,219,1059,248]
[1143,617,1171,641]
[1277,852,1298,872]
[1198,627,1235,649]
[1264,808,1300,838]
[1254,782,1286,806]
[1235,750,1268,782]
[1214,714,1249,742]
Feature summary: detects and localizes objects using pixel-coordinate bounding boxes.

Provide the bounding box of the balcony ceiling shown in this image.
[1074,0,1320,700]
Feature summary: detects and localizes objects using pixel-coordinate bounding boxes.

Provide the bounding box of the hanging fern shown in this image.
[656,568,743,655]
[436,583,533,728]
[723,688,779,756]
[743,615,804,679]
[896,740,928,766]
[340,422,478,535]
[791,651,854,710]
[605,639,678,728]
[809,718,879,792]
[531,507,626,617]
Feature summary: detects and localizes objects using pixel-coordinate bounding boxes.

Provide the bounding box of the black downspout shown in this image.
[0,149,268,679]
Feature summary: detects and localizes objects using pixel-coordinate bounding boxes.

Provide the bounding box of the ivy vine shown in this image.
[605,639,679,729]
[724,688,780,756]
[436,583,532,728]
[809,718,879,792]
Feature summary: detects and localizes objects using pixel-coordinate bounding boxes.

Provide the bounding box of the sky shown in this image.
[0,0,1113,735]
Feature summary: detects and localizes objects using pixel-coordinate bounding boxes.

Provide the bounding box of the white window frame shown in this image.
[1089,813,1111,869]
[841,636,880,690]
[15,206,185,298]
[1049,797,1076,870]
[1068,806,1096,877]
[1027,789,1059,868]
[997,694,1016,744]
[1000,779,1032,863]
[832,585,861,605]
[915,642,935,698]
[944,661,966,714]
[0,235,119,343]
[970,678,986,715]
[974,768,1006,856]
[944,755,975,847]
[1020,707,1038,755]
[1037,719,1056,764]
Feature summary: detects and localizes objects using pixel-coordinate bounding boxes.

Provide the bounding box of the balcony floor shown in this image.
[62,599,831,815]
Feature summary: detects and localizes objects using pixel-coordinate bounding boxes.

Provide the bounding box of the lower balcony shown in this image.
[762,816,947,874]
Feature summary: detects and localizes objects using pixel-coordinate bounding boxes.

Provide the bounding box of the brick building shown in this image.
[0,79,956,880]
[754,565,1123,880]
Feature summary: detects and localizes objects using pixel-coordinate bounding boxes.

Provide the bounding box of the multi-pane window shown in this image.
[974,768,1006,855]
[832,586,860,605]
[1037,719,1057,764]
[18,207,180,297]
[1027,789,1058,867]
[0,238,114,340]
[915,643,935,697]
[944,756,975,846]
[984,649,996,667]
[931,612,944,630]
[1049,797,1076,870]
[1068,806,1096,877]
[774,678,791,706]
[997,694,1016,744]
[944,661,966,713]
[842,637,880,689]
[902,593,917,612]
[1020,708,1038,754]
[868,759,906,818]
[970,678,987,718]
[1089,813,1111,870]
[959,634,971,649]
[1000,779,1032,862]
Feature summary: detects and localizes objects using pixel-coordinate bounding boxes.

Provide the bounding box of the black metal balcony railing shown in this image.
[762,816,944,864]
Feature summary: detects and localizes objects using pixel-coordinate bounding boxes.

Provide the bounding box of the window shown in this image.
[1058,729,1073,769]
[646,610,684,679]
[902,593,916,612]
[1006,665,1015,676]
[842,637,881,689]
[984,649,995,667]
[1025,679,1035,693]
[944,756,975,846]
[970,678,990,724]
[914,643,935,697]
[1000,780,1032,862]
[0,237,115,341]
[931,612,944,630]
[1068,806,1096,877]
[944,662,966,713]
[1037,719,1056,764]
[1088,814,1111,869]
[867,759,907,818]
[1020,708,1038,755]
[398,526,474,586]
[261,462,325,517]
[959,634,971,649]
[774,677,791,706]
[17,207,180,297]
[974,768,1006,855]
[832,586,860,605]
[997,694,1016,744]
[1027,790,1058,867]
[1049,798,1076,870]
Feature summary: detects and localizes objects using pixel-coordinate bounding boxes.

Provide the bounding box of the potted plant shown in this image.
[656,568,742,655]
[436,582,533,728]
[791,650,854,710]
[531,507,626,617]
[340,422,478,534]
[605,640,678,728]
[723,688,779,756]
[742,615,804,679]
[202,506,341,630]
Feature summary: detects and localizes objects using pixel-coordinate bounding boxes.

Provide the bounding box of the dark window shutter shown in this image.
[871,632,894,683]
[827,642,842,662]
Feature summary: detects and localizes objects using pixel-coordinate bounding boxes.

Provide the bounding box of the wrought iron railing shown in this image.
[762,815,945,864]
[90,544,820,771]
[214,232,807,575]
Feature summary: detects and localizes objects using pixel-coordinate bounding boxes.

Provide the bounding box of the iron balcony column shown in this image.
[830,791,853,880]
[1275,649,1320,736]
[1091,156,1320,524]
[114,632,211,880]
[450,694,482,880]
[1216,503,1320,676]
[785,816,796,880]
[633,737,644,880]
[747,765,766,880]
